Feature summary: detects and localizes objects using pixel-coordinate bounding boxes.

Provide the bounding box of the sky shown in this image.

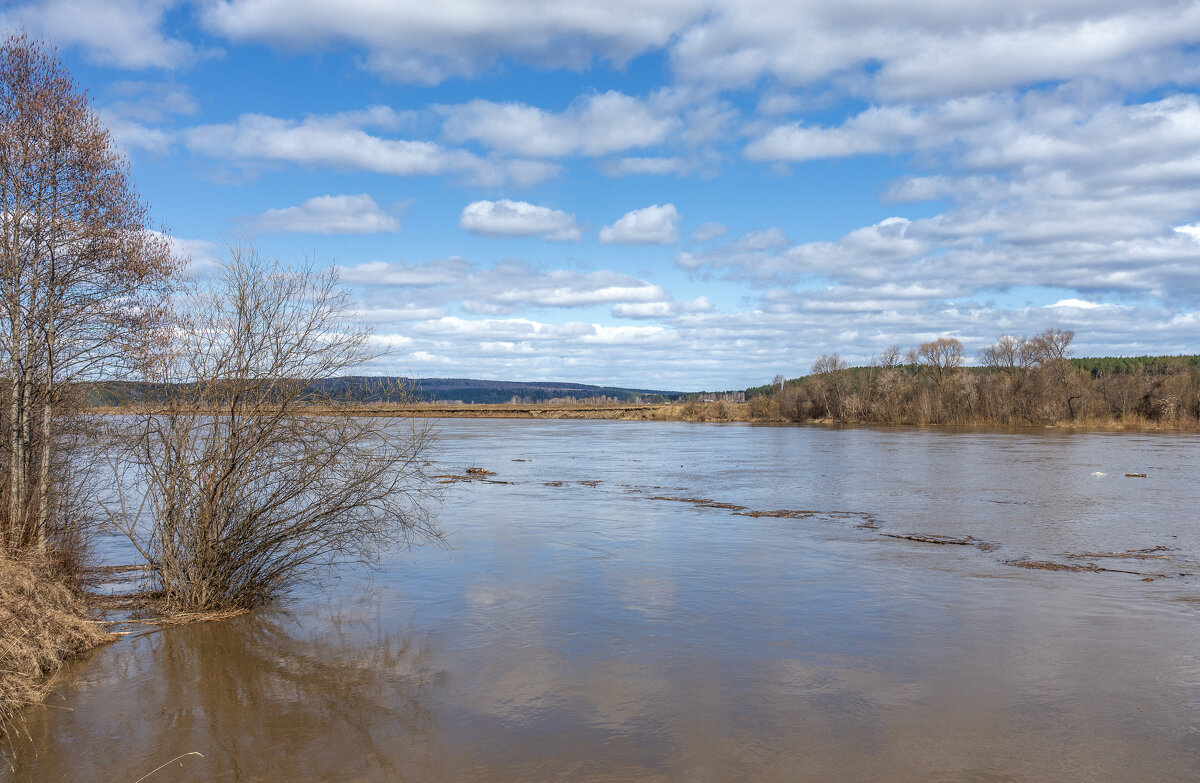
[5,1,1200,390]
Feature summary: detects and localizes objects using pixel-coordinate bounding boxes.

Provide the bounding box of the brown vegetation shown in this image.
[105,246,444,612]
[0,34,170,733]
[0,553,109,740]
[0,33,177,558]
[754,329,1200,428]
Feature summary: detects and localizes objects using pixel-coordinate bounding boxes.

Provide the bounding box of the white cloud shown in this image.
[458,200,580,241]
[97,112,174,154]
[461,264,670,311]
[671,0,1200,99]
[440,91,677,157]
[599,203,680,245]
[149,231,220,276]
[612,297,712,319]
[598,156,691,177]
[253,194,400,234]
[201,0,707,84]
[185,111,560,186]
[337,259,470,287]
[2,0,199,69]
[691,222,727,242]
[340,259,672,315]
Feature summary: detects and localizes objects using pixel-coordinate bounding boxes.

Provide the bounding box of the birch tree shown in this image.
[0,34,178,555]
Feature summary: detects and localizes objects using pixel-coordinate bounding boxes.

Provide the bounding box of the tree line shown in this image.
[748,330,1200,427]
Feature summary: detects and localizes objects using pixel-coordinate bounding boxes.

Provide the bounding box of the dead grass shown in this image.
[0,554,112,738]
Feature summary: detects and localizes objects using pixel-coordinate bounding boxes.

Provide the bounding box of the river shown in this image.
[5,420,1200,781]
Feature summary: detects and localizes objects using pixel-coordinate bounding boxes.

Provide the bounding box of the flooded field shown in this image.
[5,421,1200,782]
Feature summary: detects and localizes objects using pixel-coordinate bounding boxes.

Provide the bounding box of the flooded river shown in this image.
[5,421,1200,781]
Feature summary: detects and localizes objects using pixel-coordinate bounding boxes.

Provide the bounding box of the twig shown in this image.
[130,752,204,783]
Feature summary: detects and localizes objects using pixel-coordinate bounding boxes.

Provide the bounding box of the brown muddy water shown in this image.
[5,421,1200,782]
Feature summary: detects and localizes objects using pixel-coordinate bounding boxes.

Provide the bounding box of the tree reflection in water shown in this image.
[5,593,447,782]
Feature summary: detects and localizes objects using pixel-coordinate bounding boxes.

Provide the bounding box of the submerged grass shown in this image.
[0,554,111,742]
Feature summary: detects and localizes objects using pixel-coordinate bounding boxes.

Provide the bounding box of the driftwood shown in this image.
[883,533,975,545]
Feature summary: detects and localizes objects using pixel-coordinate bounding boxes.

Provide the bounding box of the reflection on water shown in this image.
[6,421,1200,781]
[5,595,445,781]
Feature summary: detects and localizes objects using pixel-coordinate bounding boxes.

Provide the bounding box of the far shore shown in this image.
[88,401,1200,431]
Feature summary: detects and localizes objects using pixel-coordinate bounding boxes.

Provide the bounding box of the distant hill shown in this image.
[83,377,687,406]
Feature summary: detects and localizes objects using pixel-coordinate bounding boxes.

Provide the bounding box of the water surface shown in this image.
[6,421,1200,781]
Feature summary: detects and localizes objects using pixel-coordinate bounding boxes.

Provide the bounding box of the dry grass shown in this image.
[0,554,111,737]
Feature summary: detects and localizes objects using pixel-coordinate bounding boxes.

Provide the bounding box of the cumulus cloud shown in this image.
[337,258,470,287]
[200,0,707,84]
[185,111,560,186]
[612,296,712,319]
[460,264,670,311]
[599,203,680,245]
[440,91,677,157]
[598,156,692,177]
[671,0,1200,99]
[2,0,199,69]
[458,200,580,241]
[193,0,1200,99]
[339,259,672,314]
[253,194,400,234]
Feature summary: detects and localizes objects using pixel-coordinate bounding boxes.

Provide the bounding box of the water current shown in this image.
[5,420,1200,781]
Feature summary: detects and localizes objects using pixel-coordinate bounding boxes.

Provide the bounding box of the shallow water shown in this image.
[6,420,1200,781]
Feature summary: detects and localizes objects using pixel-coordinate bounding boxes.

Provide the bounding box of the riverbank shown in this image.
[90,400,1200,430]
[0,556,111,743]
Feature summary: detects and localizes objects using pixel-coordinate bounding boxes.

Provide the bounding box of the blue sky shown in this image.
[6,1,1200,390]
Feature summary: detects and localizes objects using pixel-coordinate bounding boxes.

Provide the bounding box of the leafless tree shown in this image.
[0,34,178,557]
[106,245,442,611]
[1026,328,1085,418]
[908,338,964,386]
[809,353,848,418]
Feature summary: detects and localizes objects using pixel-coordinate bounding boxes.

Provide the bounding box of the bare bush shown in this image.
[107,245,442,611]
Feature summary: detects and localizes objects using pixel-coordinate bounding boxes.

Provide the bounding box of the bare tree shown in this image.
[809,353,849,418]
[909,338,964,386]
[107,245,442,611]
[873,345,902,370]
[1026,328,1085,418]
[0,34,178,557]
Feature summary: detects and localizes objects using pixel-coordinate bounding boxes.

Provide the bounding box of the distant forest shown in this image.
[745,330,1200,427]
[84,377,686,406]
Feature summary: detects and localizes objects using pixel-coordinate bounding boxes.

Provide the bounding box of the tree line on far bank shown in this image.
[747,330,1200,427]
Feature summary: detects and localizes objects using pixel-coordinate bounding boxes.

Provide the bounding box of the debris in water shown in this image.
[1004,558,1156,577]
[1125,472,1148,478]
[648,496,748,511]
[1063,546,1171,560]
[733,509,816,519]
[883,533,976,545]
[1005,558,1101,572]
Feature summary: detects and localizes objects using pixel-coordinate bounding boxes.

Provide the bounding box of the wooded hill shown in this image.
[84,377,687,407]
